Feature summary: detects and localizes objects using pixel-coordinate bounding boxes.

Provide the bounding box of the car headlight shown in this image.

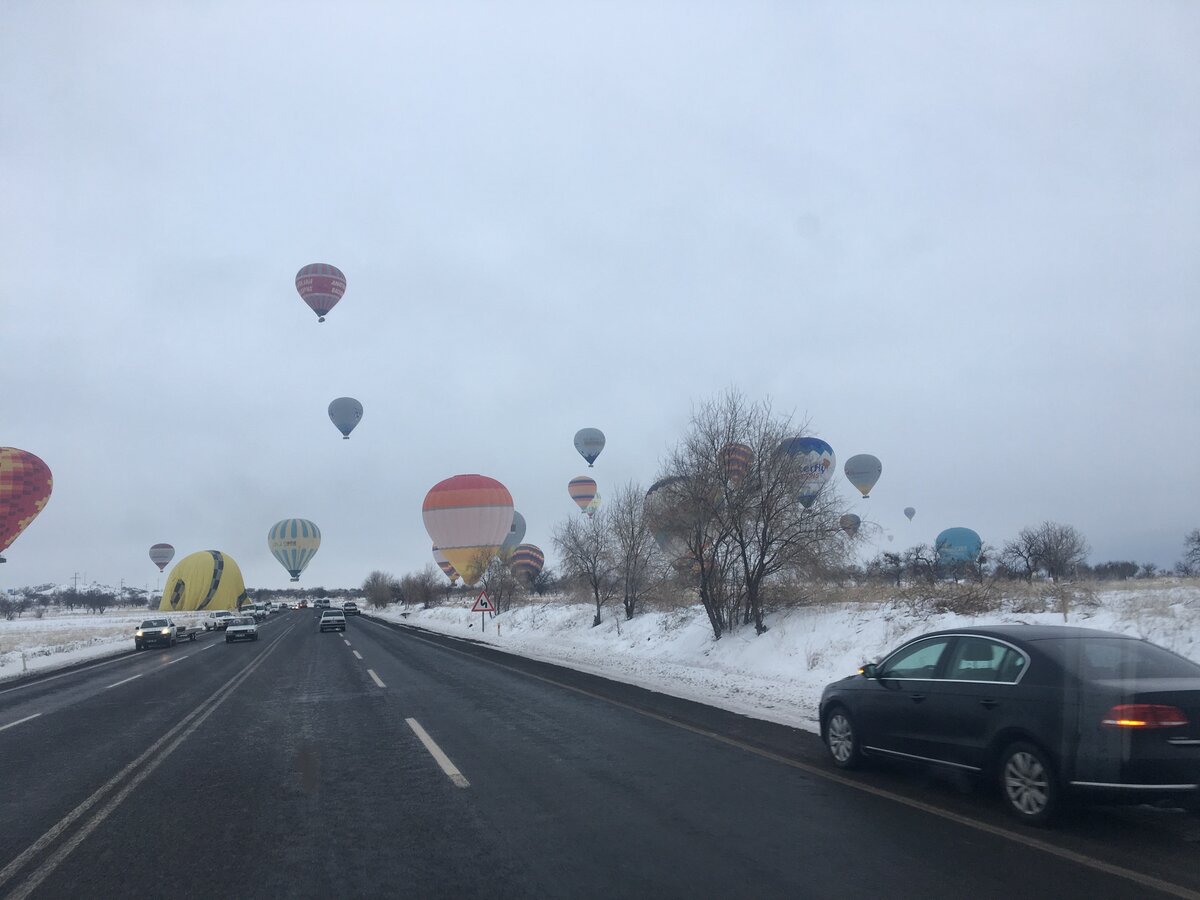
[161,628,170,635]
[135,630,144,637]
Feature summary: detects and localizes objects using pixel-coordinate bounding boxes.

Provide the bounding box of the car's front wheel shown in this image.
[999,741,1059,825]
[824,706,862,769]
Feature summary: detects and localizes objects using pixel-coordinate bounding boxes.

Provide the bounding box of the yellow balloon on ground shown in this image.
[160,550,248,612]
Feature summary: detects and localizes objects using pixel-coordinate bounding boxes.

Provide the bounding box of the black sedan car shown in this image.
[819,624,1200,824]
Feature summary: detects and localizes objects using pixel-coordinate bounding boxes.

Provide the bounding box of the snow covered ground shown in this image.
[372,582,1200,734]
[4,584,1198,736]
[0,608,208,682]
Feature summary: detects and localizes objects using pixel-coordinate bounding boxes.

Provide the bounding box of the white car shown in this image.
[204,610,237,631]
[319,610,346,632]
[224,616,259,642]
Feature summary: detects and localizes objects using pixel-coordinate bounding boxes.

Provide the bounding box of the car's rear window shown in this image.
[1037,637,1200,681]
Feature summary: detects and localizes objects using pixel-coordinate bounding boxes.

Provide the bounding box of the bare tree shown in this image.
[476,552,523,614]
[362,570,399,608]
[399,566,441,609]
[554,511,618,627]
[1181,529,1200,575]
[606,481,661,619]
[1000,532,1040,583]
[1008,521,1089,583]
[654,389,852,637]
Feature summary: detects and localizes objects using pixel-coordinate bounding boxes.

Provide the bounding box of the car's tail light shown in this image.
[1101,704,1189,728]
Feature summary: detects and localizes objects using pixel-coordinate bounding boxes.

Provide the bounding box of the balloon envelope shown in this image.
[149,543,175,572]
[568,476,597,513]
[161,550,247,611]
[295,263,346,322]
[720,443,753,484]
[422,474,514,585]
[0,447,53,560]
[843,454,882,498]
[839,514,861,537]
[509,543,545,583]
[573,428,605,467]
[778,437,835,508]
[935,527,982,565]
[432,546,459,584]
[585,494,601,519]
[904,507,916,521]
[328,397,363,439]
[500,511,527,558]
[644,476,691,562]
[268,518,322,581]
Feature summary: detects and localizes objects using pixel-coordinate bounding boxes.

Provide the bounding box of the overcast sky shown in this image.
[3,2,1197,592]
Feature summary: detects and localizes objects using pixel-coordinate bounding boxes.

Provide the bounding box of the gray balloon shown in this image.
[574,428,605,467]
[328,397,363,439]
[501,511,526,557]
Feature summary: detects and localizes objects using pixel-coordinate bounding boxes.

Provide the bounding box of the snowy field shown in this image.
[372,581,1200,733]
[0,608,208,682]
[3,584,1199,736]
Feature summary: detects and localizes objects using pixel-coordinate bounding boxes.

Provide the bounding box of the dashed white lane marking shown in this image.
[197,643,215,651]
[352,650,363,660]
[0,655,133,697]
[0,713,42,732]
[367,669,385,688]
[105,673,144,690]
[343,639,351,646]
[162,656,188,665]
[406,718,469,788]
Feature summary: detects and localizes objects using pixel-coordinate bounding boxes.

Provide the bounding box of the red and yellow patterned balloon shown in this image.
[0,448,53,561]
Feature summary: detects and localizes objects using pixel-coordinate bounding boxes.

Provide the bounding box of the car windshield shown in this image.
[140,620,167,628]
[1038,638,1200,681]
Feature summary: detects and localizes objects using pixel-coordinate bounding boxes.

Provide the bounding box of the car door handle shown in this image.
[909,693,927,703]
[979,698,999,709]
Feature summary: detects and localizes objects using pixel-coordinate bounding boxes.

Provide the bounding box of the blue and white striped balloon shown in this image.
[268,518,321,582]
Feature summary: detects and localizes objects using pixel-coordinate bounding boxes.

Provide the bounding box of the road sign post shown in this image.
[471,590,494,631]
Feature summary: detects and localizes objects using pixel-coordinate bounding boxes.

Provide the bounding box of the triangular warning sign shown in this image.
[471,590,494,613]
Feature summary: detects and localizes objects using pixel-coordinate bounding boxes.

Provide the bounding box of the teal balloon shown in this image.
[935,527,981,565]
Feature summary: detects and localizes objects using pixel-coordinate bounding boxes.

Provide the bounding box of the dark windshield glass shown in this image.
[1037,637,1200,681]
[141,620,167,627]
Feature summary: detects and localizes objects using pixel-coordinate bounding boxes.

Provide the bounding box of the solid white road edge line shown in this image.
[367,669,385,688]
[0,654,136,697]
[406,718,470,788]
[0,713,42,732]
[104,673,144,690]
[352,651,363,660]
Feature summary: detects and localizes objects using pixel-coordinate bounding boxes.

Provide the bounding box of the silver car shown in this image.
[224,617,259,643]
[319,610,346,633]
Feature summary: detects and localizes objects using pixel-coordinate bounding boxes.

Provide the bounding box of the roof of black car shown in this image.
[920,623,1135,642]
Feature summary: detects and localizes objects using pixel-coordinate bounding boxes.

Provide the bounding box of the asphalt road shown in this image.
[1,610,1197,899]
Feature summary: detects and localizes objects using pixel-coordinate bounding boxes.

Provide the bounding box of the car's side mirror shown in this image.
[859,663,878,679]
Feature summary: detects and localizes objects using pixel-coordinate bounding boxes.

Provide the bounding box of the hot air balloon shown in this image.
[328,397,363,439]
[644,477,691,562]
[585,494,602,519]
[295,263,346,322]
[0,447,53,563]
[904,507,916,521]
[509,543,545,584]
[843,454,882,498]
[720,442,753,485]
[778,437,835,508]
[422,474,514,585]
[149,543,175,572]
[574,428,605,467]
[161,550,247,611]
[839,514,861,538]
[432,546,459,585]
[935,527,982,565]
[268,518,321,582]
[499,511,526,558]
[568,476,597,513]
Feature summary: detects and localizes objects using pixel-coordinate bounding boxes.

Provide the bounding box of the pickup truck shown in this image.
[135,618,177,650]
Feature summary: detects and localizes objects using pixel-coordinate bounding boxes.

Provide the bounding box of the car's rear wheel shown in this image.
[999,741,1059,825]
[824,707,862,769]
